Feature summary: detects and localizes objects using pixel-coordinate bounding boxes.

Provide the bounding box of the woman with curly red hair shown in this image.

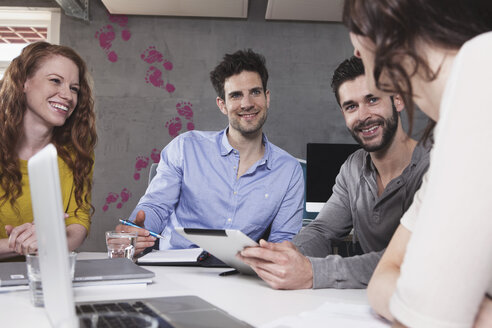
[0,42,97,258]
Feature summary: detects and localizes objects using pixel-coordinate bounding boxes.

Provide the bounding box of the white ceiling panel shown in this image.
[100,0,249,18]
[265,0,343,22]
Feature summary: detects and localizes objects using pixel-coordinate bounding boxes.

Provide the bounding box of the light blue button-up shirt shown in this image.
[129,128,304,249]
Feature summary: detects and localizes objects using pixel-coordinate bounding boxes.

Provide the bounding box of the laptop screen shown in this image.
[306,143,360,212]
[28,144,78,327]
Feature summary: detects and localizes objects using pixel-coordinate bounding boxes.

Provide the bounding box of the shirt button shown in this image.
[227,218,232,222]
[233,191,237,195]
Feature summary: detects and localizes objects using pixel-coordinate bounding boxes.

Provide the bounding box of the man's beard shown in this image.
[230,111,268,137]
[349,106,398,152]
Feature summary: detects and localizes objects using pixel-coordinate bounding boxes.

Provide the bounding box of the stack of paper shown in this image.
[259,302,390,328]
[137,248,203,264]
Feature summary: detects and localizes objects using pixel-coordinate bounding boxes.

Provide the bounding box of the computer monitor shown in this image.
[306,143,361,212]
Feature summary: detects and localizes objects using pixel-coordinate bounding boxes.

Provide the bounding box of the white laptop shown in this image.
[28,144,252,328]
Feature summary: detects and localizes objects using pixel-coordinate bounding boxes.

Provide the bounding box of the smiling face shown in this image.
[339,75,403,152]
[23,54,80,130]
[216,70,270,138]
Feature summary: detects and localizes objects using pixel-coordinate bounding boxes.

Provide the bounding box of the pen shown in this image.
[118,219,165,239]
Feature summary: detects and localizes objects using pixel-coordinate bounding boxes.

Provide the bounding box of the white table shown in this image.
[0,252,370,327]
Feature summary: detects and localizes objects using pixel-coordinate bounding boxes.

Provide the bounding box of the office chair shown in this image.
[148,162,158,185]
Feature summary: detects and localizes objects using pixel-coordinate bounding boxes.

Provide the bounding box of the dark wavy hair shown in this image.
[0,42,97,216]
[343,0,492,136]
[331,56,365,106]
[210,49,269,101]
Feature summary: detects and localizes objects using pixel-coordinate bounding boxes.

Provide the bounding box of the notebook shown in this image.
[137,248,204,265]
[28,144,252,328]
[0,258,154,287]
[137,248,230,269]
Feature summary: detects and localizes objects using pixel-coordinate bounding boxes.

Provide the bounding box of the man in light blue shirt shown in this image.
[117,49,304,253]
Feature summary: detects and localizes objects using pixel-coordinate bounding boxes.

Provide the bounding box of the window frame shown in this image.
[0,7,61,77]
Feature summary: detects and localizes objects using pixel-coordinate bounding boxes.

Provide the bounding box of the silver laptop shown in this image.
[0,258,154,287]
[29,144,252,328]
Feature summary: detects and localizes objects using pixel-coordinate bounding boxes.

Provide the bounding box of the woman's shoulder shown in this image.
[460,32,492,58]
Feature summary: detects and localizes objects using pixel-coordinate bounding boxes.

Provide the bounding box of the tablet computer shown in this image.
[175,228,258,275]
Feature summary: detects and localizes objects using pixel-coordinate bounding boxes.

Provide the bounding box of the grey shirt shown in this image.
[293,143,430,289]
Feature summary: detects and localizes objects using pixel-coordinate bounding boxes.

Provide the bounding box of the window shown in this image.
[0,7,60,78]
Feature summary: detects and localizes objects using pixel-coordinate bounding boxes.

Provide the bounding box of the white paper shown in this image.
[137,248,203,263]
[73,278,153,287]
[260,302,390,328]
[0,285,29,292]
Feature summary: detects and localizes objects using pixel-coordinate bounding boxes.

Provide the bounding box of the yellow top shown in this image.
[0,156,92,239]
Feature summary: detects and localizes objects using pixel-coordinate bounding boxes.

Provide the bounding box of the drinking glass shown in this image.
[26,252,77,307]
[105,231,137,261]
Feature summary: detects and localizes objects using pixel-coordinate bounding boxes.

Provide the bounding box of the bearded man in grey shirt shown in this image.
[238,56,430,289]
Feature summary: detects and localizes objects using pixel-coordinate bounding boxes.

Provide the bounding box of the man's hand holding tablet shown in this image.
[237,240,313,290]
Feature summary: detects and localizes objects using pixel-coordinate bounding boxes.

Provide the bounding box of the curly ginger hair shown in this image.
[0,42,97,215]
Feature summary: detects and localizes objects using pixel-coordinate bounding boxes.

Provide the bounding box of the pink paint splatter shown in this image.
[145,66,164,88]
[140,45,174,93]
[107,51,118,63]
[108,13,131,41]
[95,25,115,50]
[141,46,164,64]
[102,192,119,212]
[140,46,173,71]
[163,60,173,71]
[95,25,118,62]
[95,13,131,62]
[165,83,175,93]
[165,117,182,138]
[134,156,150,180]
[150,148,160,163]
[175,101,195,131]
[116,188,132,209]
[143,67,175,94]
[121,30,131,41]
[176,101,194,120]
[108,13,128,27]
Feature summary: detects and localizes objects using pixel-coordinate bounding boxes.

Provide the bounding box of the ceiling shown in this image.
[266,0,343,22]
[100,0,344,22]
[0,26,47,44]
[100,0,249,19]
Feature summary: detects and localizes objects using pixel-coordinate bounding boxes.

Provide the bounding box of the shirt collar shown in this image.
[361,150,375,178]
[262,134,272,170]
[361,141,431,180]
[219,127,272,170]
[220,127,234,156]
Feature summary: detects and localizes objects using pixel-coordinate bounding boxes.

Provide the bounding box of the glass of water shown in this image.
[105,231,137,260]
[26,252,77,307]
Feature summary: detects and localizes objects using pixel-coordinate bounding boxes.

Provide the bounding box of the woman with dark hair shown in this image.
[343,0,492,327]
[0,42,97,258]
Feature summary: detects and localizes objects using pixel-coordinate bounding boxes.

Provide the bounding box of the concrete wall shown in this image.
[2,0,428,251]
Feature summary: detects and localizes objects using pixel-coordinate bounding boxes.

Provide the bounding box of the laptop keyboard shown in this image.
[76,301,174,328]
